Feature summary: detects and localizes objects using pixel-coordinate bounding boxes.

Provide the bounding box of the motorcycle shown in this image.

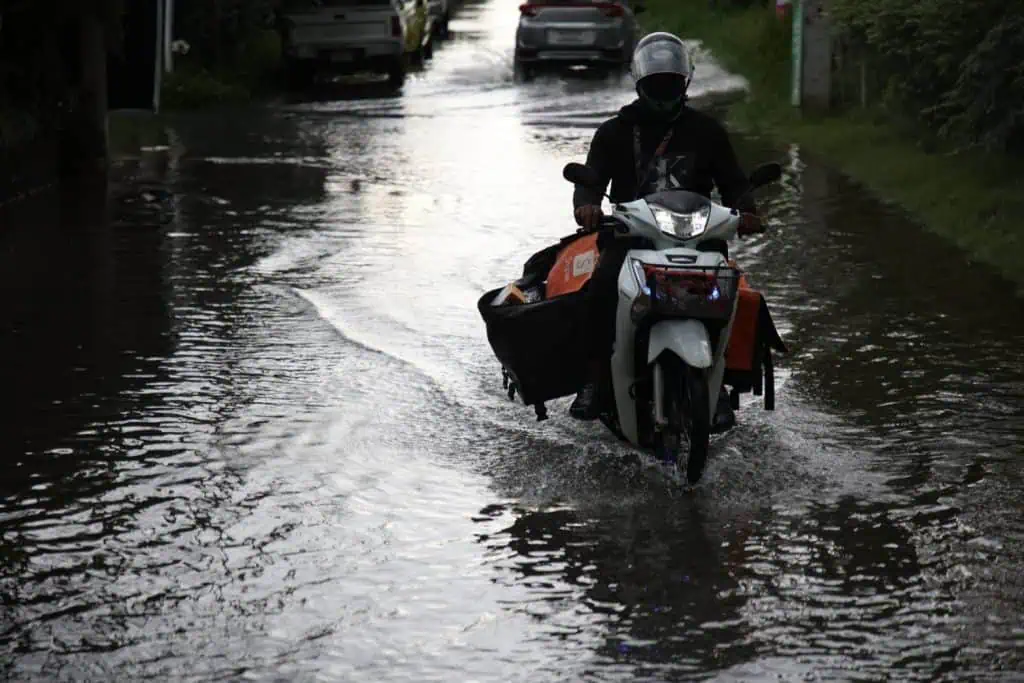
[477,161,787,484]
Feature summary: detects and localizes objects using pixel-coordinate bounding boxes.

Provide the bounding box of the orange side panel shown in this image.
[545,233,600,298]
[726,274,760,372]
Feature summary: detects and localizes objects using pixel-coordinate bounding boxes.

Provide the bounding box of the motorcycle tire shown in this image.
[654,355,711,484]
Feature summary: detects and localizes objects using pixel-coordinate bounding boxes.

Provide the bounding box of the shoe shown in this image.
[711,390,736,434]
[569,383,601,421]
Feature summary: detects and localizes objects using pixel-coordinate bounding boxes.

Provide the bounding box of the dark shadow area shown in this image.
[0,7,67,205]
[160,109,333,211]
[0,177,174,491]
[0,108,332,495]
[0,137,60,209]
[473,500,760,677]
[282,78,406,106]
[106,0,158,110]
[0,110,336,678]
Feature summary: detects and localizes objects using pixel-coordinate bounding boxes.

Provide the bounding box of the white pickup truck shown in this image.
[278,0,435,89]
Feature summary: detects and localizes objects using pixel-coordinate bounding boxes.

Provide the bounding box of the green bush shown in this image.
[656,0,1024,154]
[230,28,285,93]
[643,0,792,114]
[159,31,284,110]
[162,1,285,108]
[173,0,281,73]
[830,0,1024,153]
[938,8,1024,153]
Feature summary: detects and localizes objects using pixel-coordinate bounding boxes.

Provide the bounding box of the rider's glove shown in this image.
[574,205,603,232]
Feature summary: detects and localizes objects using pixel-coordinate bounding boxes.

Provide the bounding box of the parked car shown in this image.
[278,0,434,89]
[513,0,644,79]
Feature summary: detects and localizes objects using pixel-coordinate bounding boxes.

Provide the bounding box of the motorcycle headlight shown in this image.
[650,204,711,240]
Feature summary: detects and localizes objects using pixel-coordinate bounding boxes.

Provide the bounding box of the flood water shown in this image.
[2,1,1023,680]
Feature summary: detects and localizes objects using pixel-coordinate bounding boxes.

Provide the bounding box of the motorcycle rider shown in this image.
[570,31,764,431]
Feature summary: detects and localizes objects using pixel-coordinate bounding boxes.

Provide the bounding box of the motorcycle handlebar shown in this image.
[577,216,628,235]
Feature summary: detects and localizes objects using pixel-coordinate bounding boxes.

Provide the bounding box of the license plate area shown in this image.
[320,47,362,62]
[547,29,596,46]
[330,49,358,62]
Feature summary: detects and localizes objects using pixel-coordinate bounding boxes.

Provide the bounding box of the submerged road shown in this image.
[2,0,1023,680]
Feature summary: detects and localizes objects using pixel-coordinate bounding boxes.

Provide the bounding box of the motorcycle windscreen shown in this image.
[643,189,712,213]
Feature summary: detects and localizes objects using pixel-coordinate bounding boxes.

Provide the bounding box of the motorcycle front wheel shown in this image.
[654,355,711,484]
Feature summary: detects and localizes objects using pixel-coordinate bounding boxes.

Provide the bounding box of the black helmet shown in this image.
[631,32,694,122]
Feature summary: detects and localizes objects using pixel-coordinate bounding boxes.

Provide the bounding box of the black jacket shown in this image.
[573,100,755,213]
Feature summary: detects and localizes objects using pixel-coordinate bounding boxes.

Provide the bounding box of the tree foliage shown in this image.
[0,0,284,142]
[0,0,125,143]
[173,0,281,71]
[830,0,1024,153]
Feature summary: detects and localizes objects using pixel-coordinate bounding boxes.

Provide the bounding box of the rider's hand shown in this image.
[574,205,603,232]
[738,212,765,237]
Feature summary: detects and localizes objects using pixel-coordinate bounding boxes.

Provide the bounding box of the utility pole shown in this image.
[791,0,833,112]
[790,0,802,107]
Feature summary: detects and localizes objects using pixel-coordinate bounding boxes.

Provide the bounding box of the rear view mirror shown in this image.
[749,162,782,189]
[563,162,603,189]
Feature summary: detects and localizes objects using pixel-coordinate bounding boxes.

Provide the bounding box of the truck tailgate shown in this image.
[285,0,395,44]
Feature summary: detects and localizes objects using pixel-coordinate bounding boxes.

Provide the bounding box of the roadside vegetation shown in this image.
[0,1,127,200]
[0,0,282,203]
[161,0,285,109]
[642,0,1024,286]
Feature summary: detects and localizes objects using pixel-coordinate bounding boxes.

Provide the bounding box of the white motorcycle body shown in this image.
[600,193,741,447]
[530,158,785,483]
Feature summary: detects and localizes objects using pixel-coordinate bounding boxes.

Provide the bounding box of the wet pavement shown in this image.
[2,1,1024,680]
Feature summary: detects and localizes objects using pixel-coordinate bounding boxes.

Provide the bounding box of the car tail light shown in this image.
[391,15,402,36]
[597,2,624,17]
[519,3,538,16]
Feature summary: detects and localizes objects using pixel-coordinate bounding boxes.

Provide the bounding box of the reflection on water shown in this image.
[475,501,756,675]
[472,491,961,681]
[0,182,174,465]
[0,0,1023,680]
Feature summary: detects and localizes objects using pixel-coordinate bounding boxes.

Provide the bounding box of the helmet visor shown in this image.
[632,39,691,82]
[638,72,687,105]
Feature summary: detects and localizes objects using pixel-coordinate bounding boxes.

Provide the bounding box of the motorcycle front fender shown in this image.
[647,319,712,368]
